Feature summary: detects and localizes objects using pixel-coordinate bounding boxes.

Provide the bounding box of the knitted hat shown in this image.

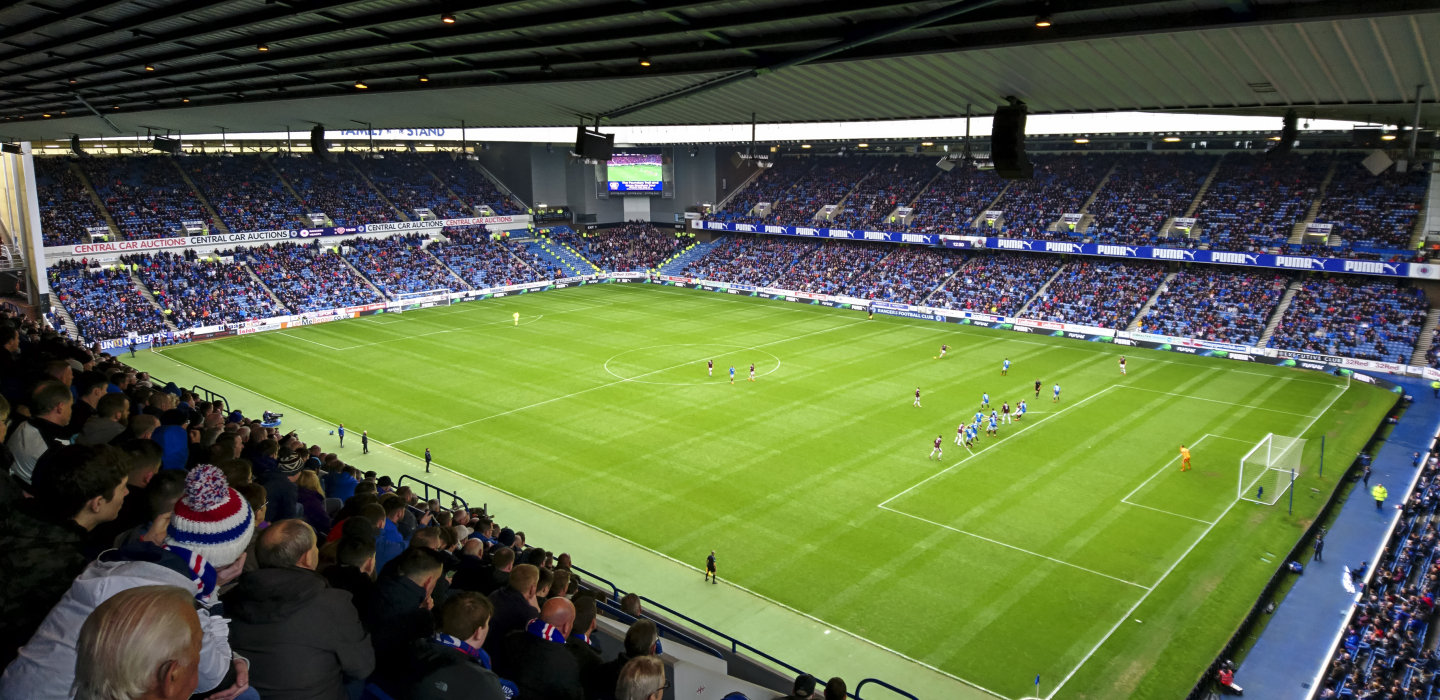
[276,451,304,476]
[166,464,255,567]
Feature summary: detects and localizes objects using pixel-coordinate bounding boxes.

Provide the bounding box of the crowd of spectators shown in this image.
[992,154,1113,239]
[344,235,469,296]
[1315,158,1428,251]
[49,259,169,343]
[272,155,397,228]
[562,225,686,272]
[129,250,288,328]
[1027,260,1167,330]
[930,251,1064,316]
[1191,152,1329,251]
[245,241,386,311]
[32,157,110,247]
[78,156,214,240]
[908,163,1010,233]
[768,241,891,295]
[831,158,935,231]
[431,229,542,288]
[682,236,818,286]
[418,153,527,215]
[707,158,814,225]
[1085,154,1216,245]
[181,155,306,233]
[355,154,473,220]
[850,247,967,304]
[1315,452,1440,700]
[1141,267,1288,346]
[1271,276,1429,362]
[769,158,875,227]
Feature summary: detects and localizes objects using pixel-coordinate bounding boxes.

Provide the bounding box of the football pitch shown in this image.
[608,163,662,183]
[152,283,1394,699]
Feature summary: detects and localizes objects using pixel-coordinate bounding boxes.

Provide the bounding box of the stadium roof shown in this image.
[0,0,1437,142]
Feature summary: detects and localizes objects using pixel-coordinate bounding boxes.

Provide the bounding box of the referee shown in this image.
[704,550,718,585]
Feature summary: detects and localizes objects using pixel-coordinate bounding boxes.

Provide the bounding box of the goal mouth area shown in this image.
[1239,433,1306,505]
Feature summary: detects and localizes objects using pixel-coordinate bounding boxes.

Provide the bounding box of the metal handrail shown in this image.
[190,385,230,412]
[397,474,469,510]
[856,678,920,700]
[592,598,725,661]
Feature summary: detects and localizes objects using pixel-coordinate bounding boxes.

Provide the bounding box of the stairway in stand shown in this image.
[1127,271,1178,332]
[1410,308,1440,366]
[1259,279,1304,347]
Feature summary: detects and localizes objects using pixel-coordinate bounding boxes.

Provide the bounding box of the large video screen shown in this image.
[607,153,663,192]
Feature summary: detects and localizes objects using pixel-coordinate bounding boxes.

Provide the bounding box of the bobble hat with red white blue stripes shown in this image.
[166,464,254,567]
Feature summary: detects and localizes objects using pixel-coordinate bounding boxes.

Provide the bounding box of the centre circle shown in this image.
[604,344,782,385]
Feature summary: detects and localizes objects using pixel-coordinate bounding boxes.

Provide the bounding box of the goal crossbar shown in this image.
[1239,433,1305,505]
[391,289,453,313]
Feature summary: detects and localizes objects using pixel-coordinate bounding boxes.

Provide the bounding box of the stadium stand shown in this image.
[418,152,527,215]
[908,164,1010,234]
[1028,260,1167,329]
[831,158,936,230]
[1140,267,1289,346]
[768,240,891,295]
[991,154,1113,239]
[353,153,473,220]
[48,259,169,341]
[709,158,814,224]
[271,155,396,227]
[769,157,874,227]
[1191,152,1331,251]
[930,251,1064,316]
[180,155,305,233]
[245,241,386,311]
[1270,276,1429,362]
[78,156,214,240]
[681,236,817,286]
[1314,156,1428,252]
[31,157,110,247]
[1085,153,1217,245]
[430,229,541,288]
[562,224,686,272]
[850,247,967,304]
[129,250,289,327]
[343,235,468,295]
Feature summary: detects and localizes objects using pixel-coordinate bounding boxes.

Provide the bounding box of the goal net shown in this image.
[392,289,452,313]
[1239,433,1305,505]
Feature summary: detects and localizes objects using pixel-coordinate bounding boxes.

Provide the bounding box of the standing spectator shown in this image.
[72,586,204,700]
[296,470,332,535]
[491,597,584,700]
[1372,483,1388,510]
[223,520,374,700]
[322,463,359,502]
[362,431,369,454]
[0,444,130,667]
[1362,463,1372,488]
[616,656,667,700]
[1313,534,1324,562]
[337,423,345,447]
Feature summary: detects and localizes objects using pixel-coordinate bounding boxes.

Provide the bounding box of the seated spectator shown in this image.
[85,438,162,555]
[785,674,820,700]
[491,597,584,700]
[72,585,204,700]
[222,519,374,700]
[296,470,331,535]
[455,543,512,595]
[257,451,302,523]
[617,655,667,700]
[322,463,359,502]
[0,444,131,667]
[9,381,75,488]
[368,547,444,669]
[76,391,130,446]
[486,562,540,652]
[322,534,377,622]
[400,591,509,700]
[593,619,659,700]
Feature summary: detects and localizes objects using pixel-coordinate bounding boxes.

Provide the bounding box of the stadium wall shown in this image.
[530,145,569,209]
[473,141,534,205]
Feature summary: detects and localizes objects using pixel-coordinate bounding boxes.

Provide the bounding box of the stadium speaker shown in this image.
[310,125,328,156]
[70,135,82,157]
[991,98,1033,179]
[150,136,181,154]
[574,127,613,161]
[1268,109,1298,158]
[0,143,19,155]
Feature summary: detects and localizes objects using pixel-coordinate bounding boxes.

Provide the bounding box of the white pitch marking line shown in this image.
[879,504,1151,590]
[1044,374,1351,700]
[277,331,344,350]
[1116,385,1316,416]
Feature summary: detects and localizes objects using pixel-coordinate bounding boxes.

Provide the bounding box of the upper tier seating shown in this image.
[32,157,109,247]
[181,155,304,233]
[418,153,527,215]
[992,154,1113,239]
[1271,276,1428,362]
[1140,267,1288,346]
[354,153,473,220]
[245,241,385,311]
[769,158,875,227]
[271,155,397,227]
[78,156,213,240]
[709,158,815,225]
[1028,260,1167,330]
[131,250,288,327]
[1086,154,1217,245]
[1191,153,1329,250]
[1315,157,1428,250]
[908,165,1010,234]
[831,158,937,231]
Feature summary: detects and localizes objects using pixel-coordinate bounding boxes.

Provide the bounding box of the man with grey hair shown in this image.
[72,585,202,700]
[223,520,374,700]
[616,656,666,700]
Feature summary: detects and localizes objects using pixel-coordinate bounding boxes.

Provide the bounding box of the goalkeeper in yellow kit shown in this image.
[1179,445,1192,472]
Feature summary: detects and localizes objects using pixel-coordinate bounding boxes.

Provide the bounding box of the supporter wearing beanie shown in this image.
[167,464,256,568]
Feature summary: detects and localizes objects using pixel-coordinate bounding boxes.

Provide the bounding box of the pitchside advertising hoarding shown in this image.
[49,215,533,257]
[697,221,1436,279]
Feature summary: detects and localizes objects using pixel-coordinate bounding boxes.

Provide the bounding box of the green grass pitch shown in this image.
[153,283,1394,699]
[607,163,663,183]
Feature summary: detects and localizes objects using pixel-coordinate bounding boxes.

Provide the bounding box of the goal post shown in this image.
[392,289,453,313]
[1239,433,1305,505]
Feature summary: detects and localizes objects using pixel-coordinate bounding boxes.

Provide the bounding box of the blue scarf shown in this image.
[433,633,518,698]
[526,618,567,644]
[160,544,218,601]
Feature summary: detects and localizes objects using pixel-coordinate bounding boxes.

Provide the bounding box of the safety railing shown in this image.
[397,474,470,510]
[855,678,920,700]
[190,385,231,412]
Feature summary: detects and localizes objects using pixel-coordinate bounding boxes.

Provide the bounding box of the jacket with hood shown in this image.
[0,543,235,699]
[0,499,90,668]
[400,637,506,700]
[222,566,374,700]
[74,416,126,446]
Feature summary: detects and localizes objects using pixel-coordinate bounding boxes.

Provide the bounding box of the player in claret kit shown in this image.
[913,387,922,408]
[937,344,948,359]
[708,359,713,377]
[1119,356,1127,376]
[1002,358,1011,375]
[1001,401,1011,424]
[749,363,756,382]
[929,435,944,460]
[956,421,966,446]
[1016,400,1027,420]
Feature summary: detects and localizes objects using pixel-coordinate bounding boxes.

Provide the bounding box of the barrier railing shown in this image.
[856,678,920,700]
[397,474,470,510]
[190,385,231,412]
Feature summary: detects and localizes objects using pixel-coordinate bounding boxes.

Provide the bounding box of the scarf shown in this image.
[432,633,481,659]
[160,544,218,601]
[526,618,566,644]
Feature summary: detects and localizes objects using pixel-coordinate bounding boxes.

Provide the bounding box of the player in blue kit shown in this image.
[729,366,735,385]
[965,424,977,447]
[986,415,998,437]
[973,410,984,428]
[1002,358,1011,375]
[1016,400,1027,420]
[929,435,944,460]
[1053,383,1061,403]
[981,392,990,409]
[990,409,999,426]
